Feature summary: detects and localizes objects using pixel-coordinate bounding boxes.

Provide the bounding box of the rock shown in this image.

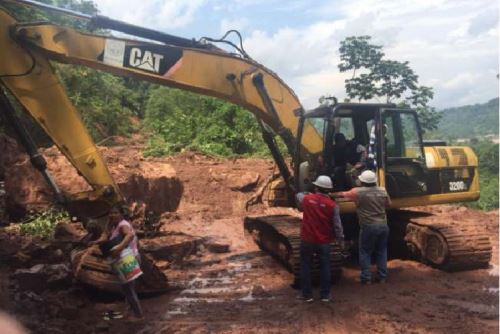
[117,166,183,214]
[204,237,231,253]
[141,234,202,262]
[15,241,65,266]
[12,263,71,293]
[155,260,170,270]
[252,285,271,297]
[53,222,86,242]
[228,172,260,192]
[0,233,21,260]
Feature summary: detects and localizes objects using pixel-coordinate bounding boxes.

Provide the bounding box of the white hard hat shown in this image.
[312,175,333,189]
[358,170,377,184]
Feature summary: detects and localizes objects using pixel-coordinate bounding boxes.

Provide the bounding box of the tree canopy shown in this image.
[337,36,441,132]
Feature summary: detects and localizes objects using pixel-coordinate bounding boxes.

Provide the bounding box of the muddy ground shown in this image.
[0,143,498,333]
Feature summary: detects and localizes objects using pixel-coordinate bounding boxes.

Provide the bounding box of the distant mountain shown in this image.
[435,98,499,140]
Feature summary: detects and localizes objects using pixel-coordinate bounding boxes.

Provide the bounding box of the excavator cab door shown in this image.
[380,109,428,197]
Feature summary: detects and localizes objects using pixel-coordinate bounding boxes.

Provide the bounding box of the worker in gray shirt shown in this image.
[336,170,391,284]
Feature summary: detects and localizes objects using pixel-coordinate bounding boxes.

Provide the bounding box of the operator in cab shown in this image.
[332,133,367,190]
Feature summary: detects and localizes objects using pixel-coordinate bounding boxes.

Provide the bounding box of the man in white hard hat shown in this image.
[297,175,344,302]
[336,170,391,284]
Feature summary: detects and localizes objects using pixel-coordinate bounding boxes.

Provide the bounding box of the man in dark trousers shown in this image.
[297,175,344,302]
[338,170,391,284]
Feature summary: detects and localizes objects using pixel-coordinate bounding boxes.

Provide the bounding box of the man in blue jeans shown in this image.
[297,175,344,302]
[338,170,391,284]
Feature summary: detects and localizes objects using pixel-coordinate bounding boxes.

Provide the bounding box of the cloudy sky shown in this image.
[93,0,498,110]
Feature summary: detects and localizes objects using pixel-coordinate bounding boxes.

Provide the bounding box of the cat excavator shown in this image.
[0,0,491,291]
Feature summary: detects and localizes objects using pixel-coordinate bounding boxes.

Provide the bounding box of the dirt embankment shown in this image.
[0,137,183,218]
[0,139,498,334]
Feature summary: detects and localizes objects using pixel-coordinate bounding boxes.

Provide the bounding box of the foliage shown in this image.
[2,0,97,28]
[19,208,69,239]
[427,98,499,141]
[143,87,272,157]
[56,64,136,142]
[474,141,499,175]
[472,174,499,211]
[337,36,441,132]
[338,36,384,79]
[464,141,499,211]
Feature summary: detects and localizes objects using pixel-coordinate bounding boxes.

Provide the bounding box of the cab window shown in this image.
[383,111,423,159]
[334,117,354,140]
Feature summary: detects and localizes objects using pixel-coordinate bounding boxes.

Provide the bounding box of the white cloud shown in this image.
[244,0,498,109]
[92,0,498,109]
[94,0,205,29]
[220,18,249,35]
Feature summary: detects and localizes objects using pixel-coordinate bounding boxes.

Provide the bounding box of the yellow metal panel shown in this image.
[424,146,478,169]
[337,191,480,215]
[0,10,120,202]
[13,21,324,155]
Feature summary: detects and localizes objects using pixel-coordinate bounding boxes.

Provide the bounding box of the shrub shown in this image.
[19,209,70,239]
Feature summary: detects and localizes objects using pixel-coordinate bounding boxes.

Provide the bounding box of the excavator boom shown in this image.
[0,6,323,205]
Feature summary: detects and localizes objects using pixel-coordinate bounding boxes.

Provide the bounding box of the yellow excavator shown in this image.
[0,0,491,290]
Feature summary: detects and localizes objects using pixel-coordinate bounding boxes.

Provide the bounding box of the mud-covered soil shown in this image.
[0,144,498,333]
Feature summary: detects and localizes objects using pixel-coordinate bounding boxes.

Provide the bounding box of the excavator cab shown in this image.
[295,103,428,197]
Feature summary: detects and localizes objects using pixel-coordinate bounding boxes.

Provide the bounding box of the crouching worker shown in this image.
[90,204,144,319]
[297,175,344,302]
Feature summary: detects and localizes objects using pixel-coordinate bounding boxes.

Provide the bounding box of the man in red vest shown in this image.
[297,175,344,302]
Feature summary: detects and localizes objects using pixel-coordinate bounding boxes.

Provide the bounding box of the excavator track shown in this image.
[244,215,344,285]
[403,212,492,271]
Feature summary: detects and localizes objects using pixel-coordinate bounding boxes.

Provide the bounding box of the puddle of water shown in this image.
[443,299,498,314]
[181,287,247,295]
[228,262,252,274]
[187,276,233,288]
[173,296,224,303]
[167,308,188,315]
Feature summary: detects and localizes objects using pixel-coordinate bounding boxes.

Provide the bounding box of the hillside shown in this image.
[435,98,499,140]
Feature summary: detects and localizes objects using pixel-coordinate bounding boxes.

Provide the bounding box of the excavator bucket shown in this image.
[71,247,169,294]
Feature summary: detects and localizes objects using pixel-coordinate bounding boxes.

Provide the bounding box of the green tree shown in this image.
[56,64,135,141]
[2,0,97,26]
[338,36,441,132]
[464,141,499,211]
[338,36,384,79]
[143,87,269,157]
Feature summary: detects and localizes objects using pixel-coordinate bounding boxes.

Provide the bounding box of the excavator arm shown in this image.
[0,5,323,205]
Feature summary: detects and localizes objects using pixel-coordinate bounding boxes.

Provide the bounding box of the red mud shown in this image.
[1,138,183,217]
[0,141,498,333]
